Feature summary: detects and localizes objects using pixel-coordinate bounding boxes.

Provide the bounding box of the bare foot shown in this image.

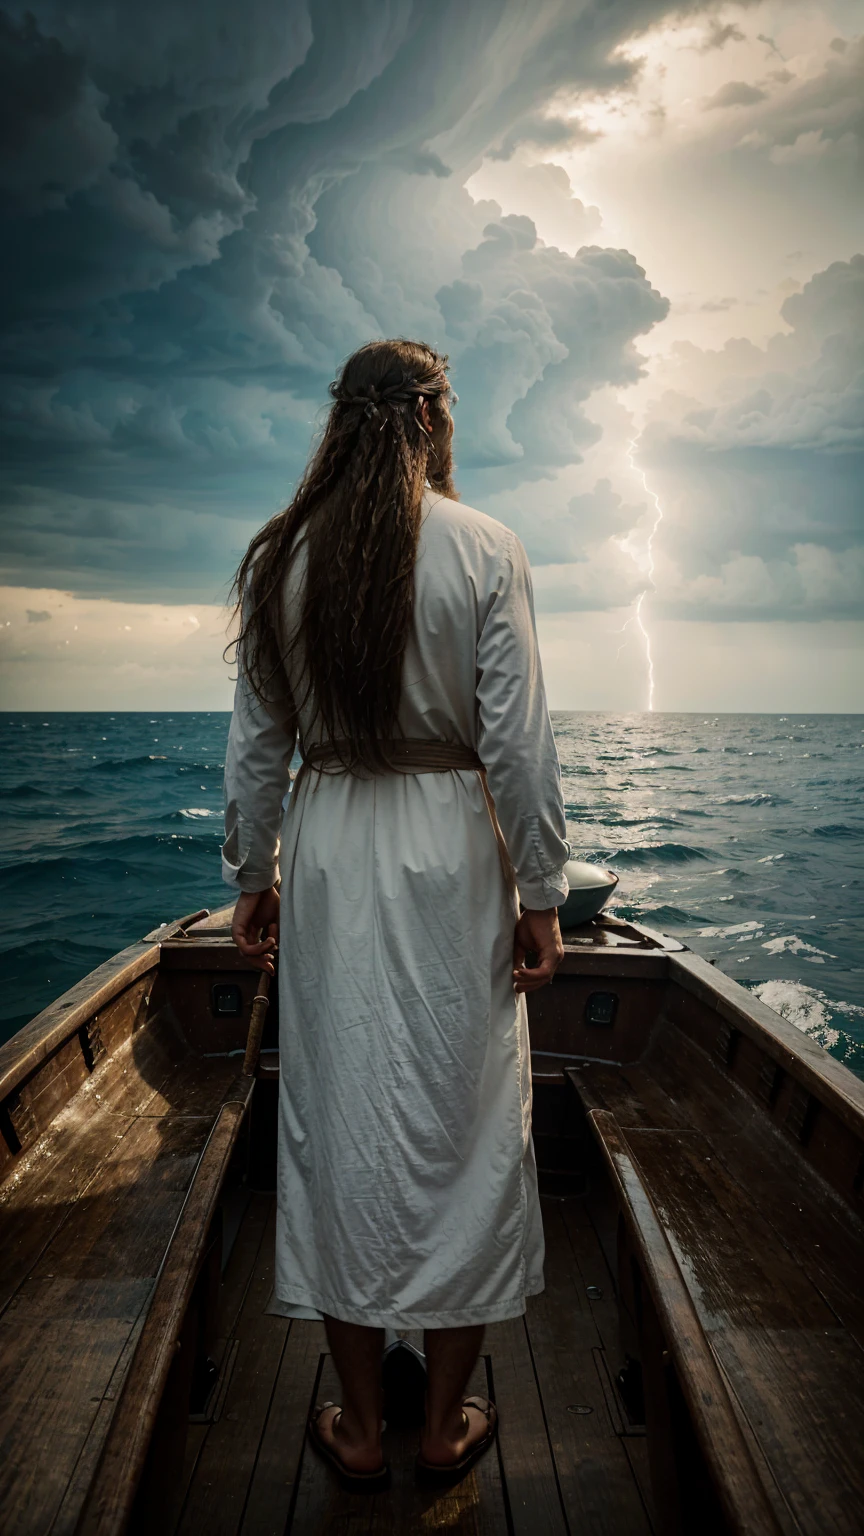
[314,1404,384,1473]
[419,1397,496,1467]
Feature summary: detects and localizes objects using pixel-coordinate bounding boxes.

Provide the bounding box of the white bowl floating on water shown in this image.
[558,860,619,928]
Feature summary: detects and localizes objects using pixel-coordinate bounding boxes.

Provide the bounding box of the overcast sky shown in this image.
[0,0,861,711]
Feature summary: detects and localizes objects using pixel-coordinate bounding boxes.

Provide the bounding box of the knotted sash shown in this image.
[292,737,516,893]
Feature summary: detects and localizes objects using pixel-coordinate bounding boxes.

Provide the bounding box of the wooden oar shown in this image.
[241,967,272,1077]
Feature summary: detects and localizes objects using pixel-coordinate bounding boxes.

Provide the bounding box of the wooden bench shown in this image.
[567,1057,864,1535]
[0,928,269,1536]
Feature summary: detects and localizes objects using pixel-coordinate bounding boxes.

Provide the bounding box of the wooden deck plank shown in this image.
[162,1424,210,1536]
[51,1312,149,1536]
[560,1197,657,1531]
[176,1205,289,1536]
[240,1319,325,1536]
[485,1314,567,1536]
[524,1199,652,1535]
[213,1192,273,1370]
[0,1282,150,1536]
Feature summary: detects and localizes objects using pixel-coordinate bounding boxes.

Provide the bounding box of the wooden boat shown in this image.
[1,903,863,1535]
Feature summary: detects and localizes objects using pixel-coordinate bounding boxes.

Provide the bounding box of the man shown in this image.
[222,338,569,1490]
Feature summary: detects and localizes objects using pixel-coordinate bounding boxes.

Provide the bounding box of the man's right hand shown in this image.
[512,907,564,993]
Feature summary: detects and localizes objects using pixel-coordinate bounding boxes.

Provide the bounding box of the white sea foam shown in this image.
[761,935,836,963]
[179,807,215,819]
[753,980,864,1052]
[698,920,762,938]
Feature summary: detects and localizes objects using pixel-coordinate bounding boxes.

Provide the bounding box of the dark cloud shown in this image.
[487,113,600,162]
[0,0,690,596]
[695,20,747,52]
[737,35,864,160]
[704,80,768,110]
[757,34,784,61]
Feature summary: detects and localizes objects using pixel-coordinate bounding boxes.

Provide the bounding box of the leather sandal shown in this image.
[415,1395,498,1486]
[307,1402,391,1493]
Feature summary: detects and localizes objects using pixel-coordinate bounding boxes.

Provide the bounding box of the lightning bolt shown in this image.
[626,433,664,712]
[613,613,635,661]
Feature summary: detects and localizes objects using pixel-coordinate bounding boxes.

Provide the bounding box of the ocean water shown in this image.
[1,712,862,1075]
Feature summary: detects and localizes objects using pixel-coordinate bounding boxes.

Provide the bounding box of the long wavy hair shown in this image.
[230,339,456,773]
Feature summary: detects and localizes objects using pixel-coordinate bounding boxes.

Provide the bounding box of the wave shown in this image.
[589,816,685,830]
[0,783,52,800]
[812,824,860,839]
[90,753,171,771]
[699,920,763,939]
[715,793,786,807]
[0,782,100,804]
[0,831,222,886]
[750,979,864,1064]
[613,902,699,927]
[761,934,836,962]
[596,842,713,868]
[630,764,695,773]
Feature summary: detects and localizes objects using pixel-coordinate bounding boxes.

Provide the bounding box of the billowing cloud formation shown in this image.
[0,0,860,672]
[439,218,667,471]
[0,0,687,598]
[641,255,864,620]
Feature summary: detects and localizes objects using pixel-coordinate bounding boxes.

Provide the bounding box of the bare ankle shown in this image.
[336,1405,381,1452]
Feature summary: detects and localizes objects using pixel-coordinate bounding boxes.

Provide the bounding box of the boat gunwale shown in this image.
[2,908,863,1174]
[0,908,209,1108]
[671,950,864,1139]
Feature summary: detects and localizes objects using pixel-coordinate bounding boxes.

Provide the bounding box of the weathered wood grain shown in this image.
[626,1124,864,1535]
[77,1095,251,1536]
[240,1320,325,1535]
[590,1111,784,1536]
[523,1198,652,1535]
[485,1314,567,1536]
[176,1205,290,1536]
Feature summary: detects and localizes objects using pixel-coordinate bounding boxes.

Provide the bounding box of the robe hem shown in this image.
[270,1276,545,1330]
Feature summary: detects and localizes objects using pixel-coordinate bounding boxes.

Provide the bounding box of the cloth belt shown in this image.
[293,737,515,893]
[301,737,484,775]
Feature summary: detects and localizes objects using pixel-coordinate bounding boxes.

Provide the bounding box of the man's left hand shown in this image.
[231,886,280,974]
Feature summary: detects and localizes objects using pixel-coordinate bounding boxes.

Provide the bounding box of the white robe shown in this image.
[222,490,570,1329]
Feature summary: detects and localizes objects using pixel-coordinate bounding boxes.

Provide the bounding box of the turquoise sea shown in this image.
[1,712,862,1074]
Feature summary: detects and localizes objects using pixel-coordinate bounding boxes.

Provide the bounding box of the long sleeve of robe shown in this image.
[222,491,570,1328]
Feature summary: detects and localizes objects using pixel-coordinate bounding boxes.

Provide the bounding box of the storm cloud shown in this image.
[0,0,861,682]
[0,0,685,598]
